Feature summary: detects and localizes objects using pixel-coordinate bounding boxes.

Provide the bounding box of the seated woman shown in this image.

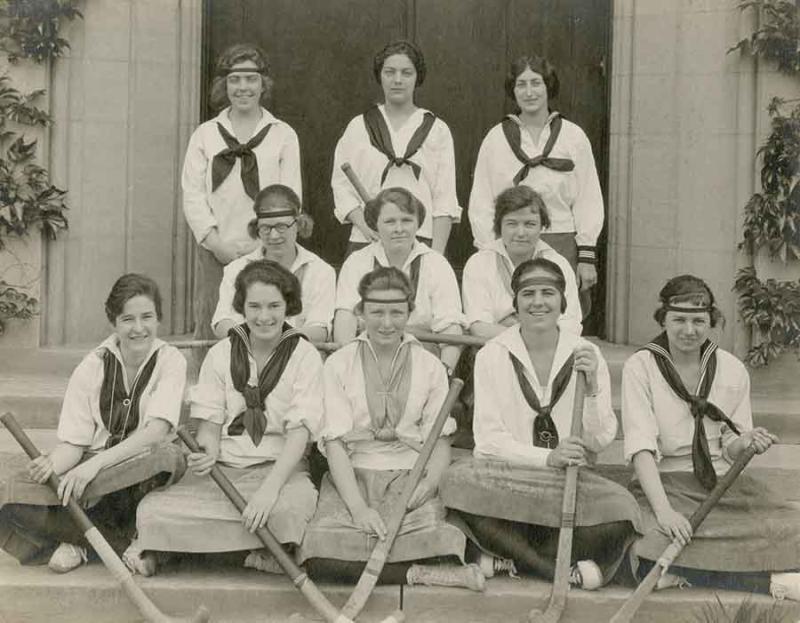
[463,185,581,339]
[127,260,322,576]
[333,187,465,375]
[441,258,640,588]
[212,184,335,342]
[0,274,186,573]
[622,274,800,600]
[299,267,483,591]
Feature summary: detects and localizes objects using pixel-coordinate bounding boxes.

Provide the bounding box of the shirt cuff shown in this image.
[577,245,597,265]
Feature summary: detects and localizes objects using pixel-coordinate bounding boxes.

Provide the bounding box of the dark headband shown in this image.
[513,276,565,296]
[255,209,296,219]
[661,291,713,314]
[219,68,266,77]
[361,297,411,305]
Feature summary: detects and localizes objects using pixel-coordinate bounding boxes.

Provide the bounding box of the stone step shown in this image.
[1,551,799,623]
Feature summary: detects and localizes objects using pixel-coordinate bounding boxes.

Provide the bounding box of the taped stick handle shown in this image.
[341,162,372,204]
[176,428,344,623]
[608,444,759,623]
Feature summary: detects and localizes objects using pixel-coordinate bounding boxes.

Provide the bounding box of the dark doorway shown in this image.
[203,0,611,336]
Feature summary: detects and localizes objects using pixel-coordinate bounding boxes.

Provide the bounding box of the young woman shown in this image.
[463,185,581,339]
[468,54,603,313]
[182,44,302,338]
[299,267,483,591]
[127,260,322,576]
[441,258,640,588]
[622,274,800,600]
[0,274,186,573]
[333,187,465,375]
[331,40,460,256]
[212,184,335,343]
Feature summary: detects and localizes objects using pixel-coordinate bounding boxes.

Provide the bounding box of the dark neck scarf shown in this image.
[373,254,422,299]
[99,348,159,449]
[501,114,575,186]
[509,351,575,449]
[640,332,741,490]
[227,323,306,446]
[212,122,272,199]
[363,106,436,185]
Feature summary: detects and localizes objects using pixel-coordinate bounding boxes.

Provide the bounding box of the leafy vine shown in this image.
[731,0,800,366]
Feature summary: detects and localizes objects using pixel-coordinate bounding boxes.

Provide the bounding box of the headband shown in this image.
[219,68,267,78]
[661,291,713,314]
[361,297,411,305]
[662,304,712,313]
[513,275,565,296]
[255,209,297,219]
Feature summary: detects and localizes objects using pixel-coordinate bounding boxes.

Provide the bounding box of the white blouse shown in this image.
[331,105,461,243]
[212,244,336,334]
[473,326,616,468]
[468,113,604,250]
[189,336,324,469]
[57,336,187,452]
[462,237,582,335]
[182,107,302,254]
[320,334,456,471]
[621,347,752,473]
[335,241,465,333]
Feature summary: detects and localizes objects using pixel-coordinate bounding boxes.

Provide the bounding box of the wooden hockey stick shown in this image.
[176,428,402,623]
[340,378,465,620]
[527,372,586,623]
[608,444,759,623]
[0,412,210,623]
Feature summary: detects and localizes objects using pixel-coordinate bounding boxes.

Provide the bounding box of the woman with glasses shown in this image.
[212,184,335,343]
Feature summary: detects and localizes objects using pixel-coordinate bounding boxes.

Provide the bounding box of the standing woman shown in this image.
[468,55,603,315]
[333,187,465,375]
[212,184,335,343]
[622,275,800,599]
[441,258,640,588]
[331,39,461,256]
[128,260,322,576]
[183,44,302,338]
[300,267,483,591]
[0,274,186,573]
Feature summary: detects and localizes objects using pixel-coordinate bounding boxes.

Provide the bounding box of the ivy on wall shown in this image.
[731,0,800,366]
[0,0,80,336]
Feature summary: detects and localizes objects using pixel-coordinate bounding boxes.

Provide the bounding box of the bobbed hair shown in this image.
[653,274,724,328]
[493,185,551,237]
[364,187,426,231]
[505,54,559,103]
[105,273,163,323]
[232,259,302,318]
[373,39,426,87]
[247,184,314,240]
[355,266,416,314]
[510,257,567,314]
[209,43,273,112]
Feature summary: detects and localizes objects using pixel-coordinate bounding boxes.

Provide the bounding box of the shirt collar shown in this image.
[96,334,165,369]
[252,243,314,273]
[377,104,428,134]
[372,239,430,269]
[490,237,556,267]
[216,106,277,138]
[493,325,580,387]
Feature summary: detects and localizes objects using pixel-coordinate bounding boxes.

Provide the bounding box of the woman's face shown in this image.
[376,201,418,255]
[515,267,562,332]
[256,195,298,258]
[226,60,263,113]
[663,302,712,357]
[380,53,417,106]
[501,205,543,258]
[113,295,159,361]
[243,281,287,344]
[359,288,410,348]
[514,67,548,116]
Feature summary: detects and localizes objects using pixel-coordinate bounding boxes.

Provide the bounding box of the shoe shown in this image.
[407,563,486,592]
[568,559,603,591]
[122,541,157,577]
[48,543,88,574]
[770,572,800,601]
[478,553,518,578]
[244,550,284,574]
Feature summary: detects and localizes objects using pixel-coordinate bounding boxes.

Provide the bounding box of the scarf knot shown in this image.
[363,106,436,186]
[242,384,261,410]
[501,115,575,186]
[211,122,272,199]
[689,397,709,418]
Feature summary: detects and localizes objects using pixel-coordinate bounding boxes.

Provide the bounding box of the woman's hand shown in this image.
[407,478,437,511]
[28,455,54,484]
[577,264,598,291]
[740,427,778,455]
[57,459,102,505]
[242,482,280,533]
[546,436,588,469]
[573,344,599,394]
[187,451,217,477]
[655,505,693,546]
[351,505,387,541]
[358,224,380,243]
